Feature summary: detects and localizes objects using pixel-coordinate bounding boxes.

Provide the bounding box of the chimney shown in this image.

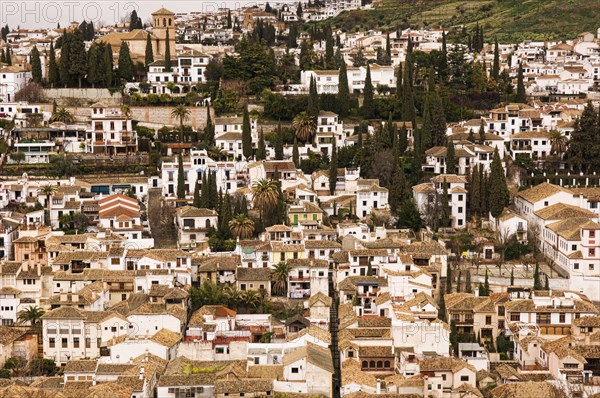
[376,378,381,394]
[139,365,145,380]
[37,263,41,276]
[423,375,429,397]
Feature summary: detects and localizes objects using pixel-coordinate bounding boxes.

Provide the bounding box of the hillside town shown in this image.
[0,2,599,398]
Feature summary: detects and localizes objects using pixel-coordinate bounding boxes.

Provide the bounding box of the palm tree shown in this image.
[171,104,191,143]
[229,214,255,239]
[292,111,317,143]
[251,179,279,218]
[223,285,242,309]
[51,107,74,124]
[241,290,260,310]
[548,130,567,164]
[271,261,291,296]
[17,306,45,327]
[39,184,57,224]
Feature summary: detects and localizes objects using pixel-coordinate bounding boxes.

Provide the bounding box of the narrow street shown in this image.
[147,188,177,248]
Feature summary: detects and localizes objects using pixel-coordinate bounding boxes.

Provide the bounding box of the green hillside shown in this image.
[329,0,600,42]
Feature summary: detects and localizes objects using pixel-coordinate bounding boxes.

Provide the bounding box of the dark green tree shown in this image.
[29,46,42,85]
[388,163,407,214]
[488,148,509,219]
[510,269,515,285]
[242,107,253,160]
[177,154,186,200]
[337,61,350,117]
[103,44,113,88]
[329,138,338,195]
[545,274,550,290]
[256,128,267,160]
[292,138,299,168]
[492,38,500,80]
[145,32,154,67]
[446,141,456,174]
[117,41,134,82]
[465,271,472,293]
[446,263,453,293]
[307,75,319,117]
[401,59,415,124]
[58,30,71,86]
[456,271,462,293]
[164,28,172,72]
[567,101,599,173]
[470,164,481,217]
[439,31,448,82]
[362,64,374,119]
[395,63,403,101]
[516,63,526,103]
[396,199,422,232]
[69,29,88,88]
[478,119,486,144]
[274,123,284,160]
[468,128,475,143]
[398,124,408,155]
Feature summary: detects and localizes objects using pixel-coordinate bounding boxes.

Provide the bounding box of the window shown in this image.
[73,337,80,348]
[62,338,68,348]
[589,264,594,271]
[49,338,55,348]
[589,248,596,257]
[486,316,492,325]
[510,314,520,322]
[574,263,579,270]
[460,375,469,382]
[442,374,446,381]
[559,313,566,323]
[291,368,299,373]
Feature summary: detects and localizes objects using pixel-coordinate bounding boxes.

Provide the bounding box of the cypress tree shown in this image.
[87,44,99,87]
[430,88,447,147]
[395,63,403,101]
[440,179,451,229]
[164,28,172,72]
[465,271,472,293]
[545,274,550,290]
[389,163,407,215]
[307,76,319,117]
[401,60,415,124]
[203,106,215,146]
[337,61,349,117]
[362,63,374,119]
[329,138,337,195]
[208,172,218,209]
[30,46,42,83]
[456,271,462,293]
[219,193,233,238]
[256,128,267,160]
[193,178,201,207]
[69,29,88,88]
[0,48,4,63]
[118,41,134,82]
[446,141,456,174]
[399,124,408,155]
[242,107,253,160]
[5,47,11,65]
[446,263,452,293]
[274,123,284,160]
[478,119,486,144]
[52,99,57,114]
[470,164,481,217]
[516,63,526,103]
[568,101,599,173]
[488,148,509,219]
[480,168,488,216]
[104,45,113,88]
[468,128,475,143]
[325,34,334,68]
[439,31,448,82]
[292,138,299,168]
[492,38,500,80]
[484,269,490,295]
[59,31,71,86]
[479,25,484,51]
[145,32,154,67]
[177,154,186,200]
[510,269,515,285]
[385,32,391,59]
